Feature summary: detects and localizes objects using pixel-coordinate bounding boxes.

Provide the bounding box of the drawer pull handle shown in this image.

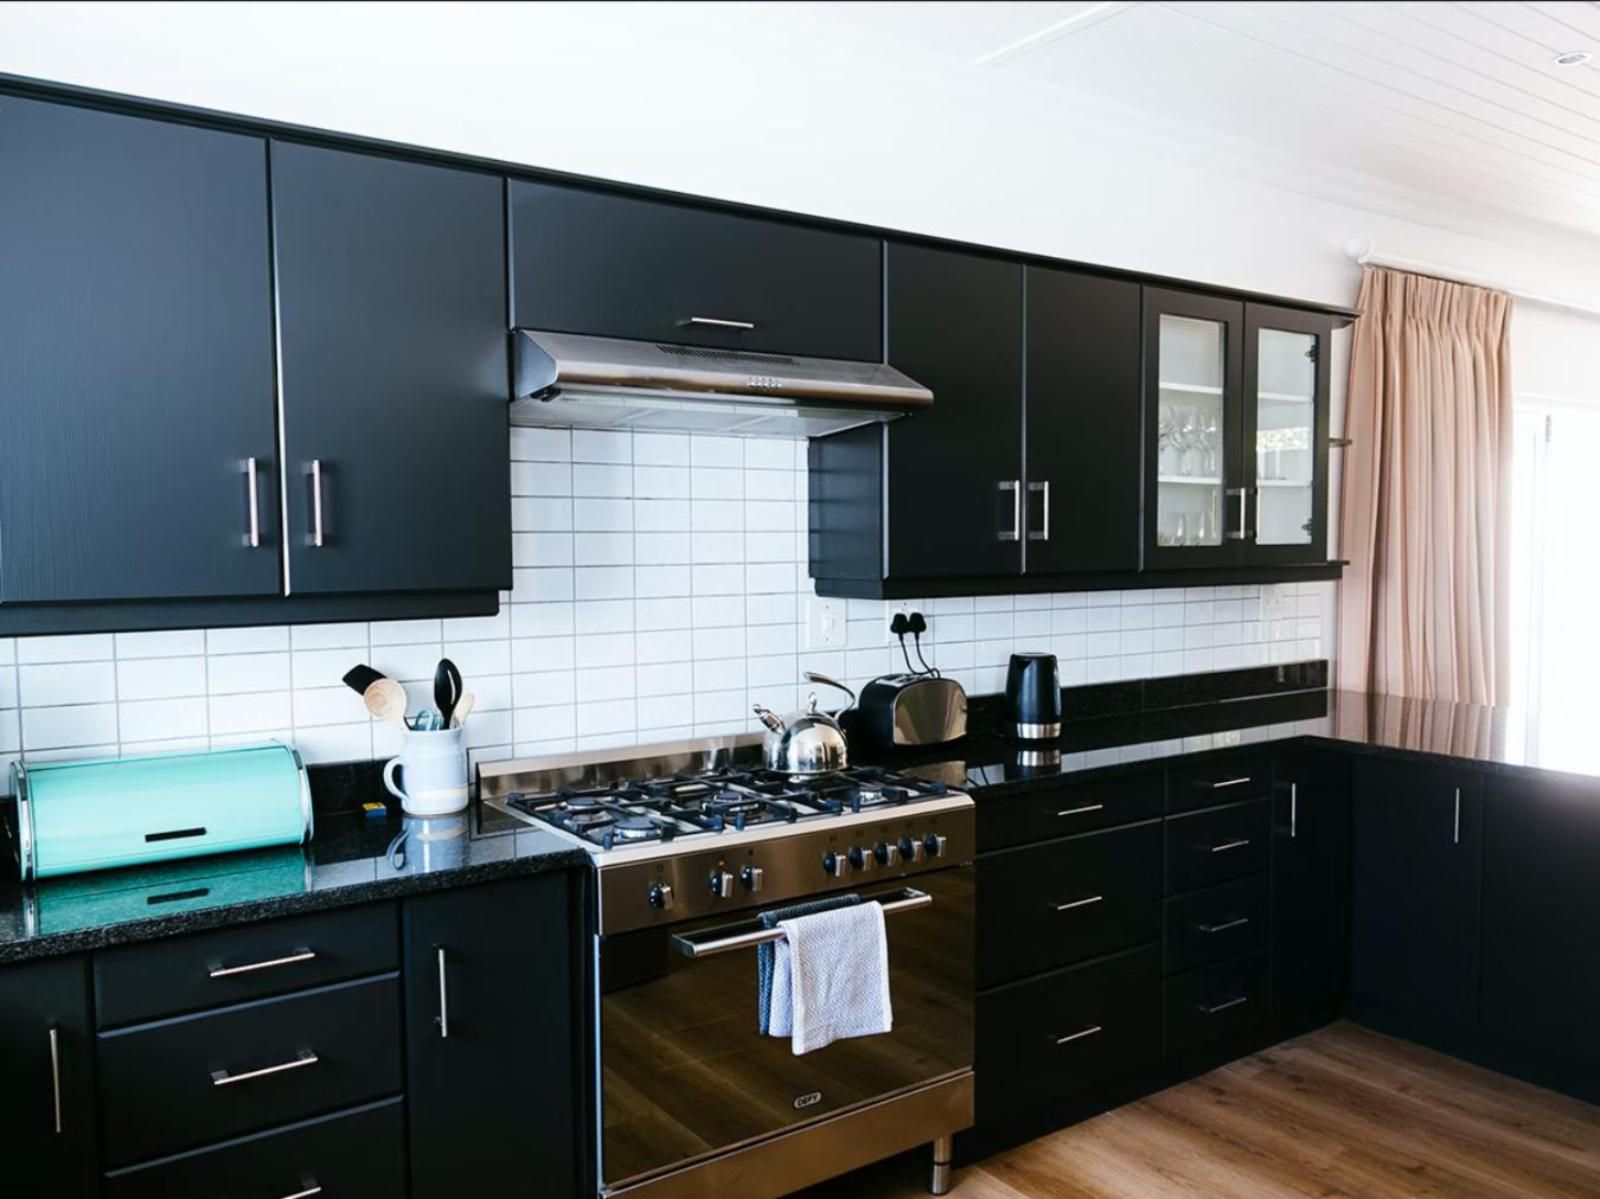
[211,1049,319,1088]
[1056,803,1105,818]
[1198,916,1250,935]
[208,949,316,979]
[48,1026,63,1135]
[1208,777,1253,790]
[279,1188,323,1199]
[1053,895,1105,912]
[1208,838,1251,854]
[1050,1025,1103,1046]
[683,315,756,330]
[1198,995,1249,1016]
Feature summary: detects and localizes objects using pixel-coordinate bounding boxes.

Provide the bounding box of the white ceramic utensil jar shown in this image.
[383,724,469,816]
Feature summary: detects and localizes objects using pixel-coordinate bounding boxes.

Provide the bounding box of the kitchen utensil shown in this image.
[383,723,469,816]
[751,672,855,775]
[12,744,311,881]
[343,664,408,723]
[1005,652,1062,740]
[856,674,967,747]
[452,692,476,728]
[434,658,462,730]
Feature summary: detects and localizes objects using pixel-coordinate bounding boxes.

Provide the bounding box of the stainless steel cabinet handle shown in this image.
[1198,916,1250,934]
[308,460,325,548]
[211,1049,319,1088]
[1290,782,1298,839]
[1056,803,1105,818]
[1198,995,1249,1016]
[1254,486,1262,542]
[683,316,756,330]
[1209,776,1253,790]
[1050,1025,1103,1046]
[244,457,262,548]
[998,480,1021,542]
[1027,480,1051,541]
[1209,838,1251,854]
[437,947,450,1039]
[278,1187,323,1199]
[1053,895,1104,912]
[48,1027,63,1135]
[1225,487,1249,541]
[674,888,931,958]
[208,949,316,979]
[1453,787,1461,845]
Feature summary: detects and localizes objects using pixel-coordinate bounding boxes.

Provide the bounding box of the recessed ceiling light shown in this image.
[1553,50,1592,67]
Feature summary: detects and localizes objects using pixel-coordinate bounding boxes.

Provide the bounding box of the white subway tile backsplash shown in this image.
[18,634,114,664]
[22,703,119,751]
[117,656,207,701]
[20,662,117,707]
[115,629,206,659]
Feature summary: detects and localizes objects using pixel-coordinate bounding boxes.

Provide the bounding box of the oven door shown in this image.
[598,866,974,1190]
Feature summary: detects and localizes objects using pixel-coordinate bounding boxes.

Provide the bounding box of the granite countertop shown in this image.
[0,682,1571,968]
[0,802,588,965]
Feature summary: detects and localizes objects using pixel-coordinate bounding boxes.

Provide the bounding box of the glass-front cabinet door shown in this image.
[1144,288,1244,568]
[1242,304,1330,565]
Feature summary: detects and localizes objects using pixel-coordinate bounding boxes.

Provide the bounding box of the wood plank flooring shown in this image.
[796,1022,1600,1198]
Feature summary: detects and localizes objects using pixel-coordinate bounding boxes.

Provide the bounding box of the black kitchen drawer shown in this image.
[95,903,398,1027]
[979,821,1162,988]
[1165,952,1267,1057]
[1165,800,1270,894]
[509,180,882,361]
[977,945,1161,1120]
[977,768,1164,852]
[1167,754,1273,814]
[1163,876,1267,975]
[97,974,401,1166]
[103,1096,404,1199]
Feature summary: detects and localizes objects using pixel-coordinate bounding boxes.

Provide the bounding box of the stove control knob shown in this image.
[741,866,765,893]
[649,883,675,911]
[924,834,948,860]
[822,851,851,879]
[848,845,871,872]
[899,836,926,864]
[875,841,900,868]
[710,870,736,899]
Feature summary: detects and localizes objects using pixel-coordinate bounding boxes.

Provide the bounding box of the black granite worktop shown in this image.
[0,801,587,965]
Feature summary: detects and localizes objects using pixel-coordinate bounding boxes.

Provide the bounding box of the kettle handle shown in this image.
[802,672,856,714]
[752,705,786,734]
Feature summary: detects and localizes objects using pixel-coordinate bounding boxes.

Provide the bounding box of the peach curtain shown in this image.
[1337,266,1512,703]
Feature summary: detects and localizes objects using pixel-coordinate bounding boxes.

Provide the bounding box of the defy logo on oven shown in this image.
[793,1091,823,1110]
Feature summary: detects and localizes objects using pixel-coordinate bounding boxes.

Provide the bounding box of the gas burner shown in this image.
[611,816,659,840]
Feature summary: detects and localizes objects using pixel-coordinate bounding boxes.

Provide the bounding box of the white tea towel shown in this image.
[767,901,893,1055]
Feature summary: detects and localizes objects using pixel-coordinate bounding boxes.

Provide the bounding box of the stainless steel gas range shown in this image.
[481,736,975,1199]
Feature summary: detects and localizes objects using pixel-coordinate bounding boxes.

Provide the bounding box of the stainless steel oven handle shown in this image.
[671,888,932,959]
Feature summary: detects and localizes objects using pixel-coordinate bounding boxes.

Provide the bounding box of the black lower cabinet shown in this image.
[1270,750,1351,1032]
[1165,952,1268,1058]
[1350,758,1483,1034]
[103,1097,405,1199]
[404,874,580,1198]
[0,954,97,1195]
[1481,772,1600,1076]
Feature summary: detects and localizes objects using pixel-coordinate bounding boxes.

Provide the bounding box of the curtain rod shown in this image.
[1344,238,1600,321]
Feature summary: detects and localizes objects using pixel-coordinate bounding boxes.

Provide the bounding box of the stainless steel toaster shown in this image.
[856,674,968,747]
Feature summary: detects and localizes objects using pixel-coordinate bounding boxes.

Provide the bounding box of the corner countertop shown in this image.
[0,803,588,966]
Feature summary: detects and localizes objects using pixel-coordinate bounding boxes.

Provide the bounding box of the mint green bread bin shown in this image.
[12,743,313,881]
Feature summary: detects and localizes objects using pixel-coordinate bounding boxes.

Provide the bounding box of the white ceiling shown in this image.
[790,1,1600,239]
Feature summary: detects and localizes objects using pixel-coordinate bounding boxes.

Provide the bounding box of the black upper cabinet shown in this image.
[0,955,97,1196]
[272,143,510,595]
[883,245,1024,579]
[1350,757,1483,1032]
[405,874,579,1198]
[1481,772,1600,1070]
[1270,750,1351,1033]
[509,180,880,361]
[0,97,280,603]
[1144,290,1332,571]
[1024,268,1142,574]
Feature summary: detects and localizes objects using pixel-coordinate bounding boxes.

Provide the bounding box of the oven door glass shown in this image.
[599,867,974,1188]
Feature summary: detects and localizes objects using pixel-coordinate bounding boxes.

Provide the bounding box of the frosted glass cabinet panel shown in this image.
[1253,327,1316,547]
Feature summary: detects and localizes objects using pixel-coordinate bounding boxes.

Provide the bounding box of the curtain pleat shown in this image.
[1337,266,1512,703]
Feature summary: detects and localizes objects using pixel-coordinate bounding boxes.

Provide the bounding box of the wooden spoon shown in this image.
[451,692,476,729]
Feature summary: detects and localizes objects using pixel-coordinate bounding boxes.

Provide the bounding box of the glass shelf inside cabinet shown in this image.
[1254,327,1316,546]
[1155,315,1226,548]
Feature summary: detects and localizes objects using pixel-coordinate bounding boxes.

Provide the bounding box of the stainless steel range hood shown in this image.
[511,329,932,439]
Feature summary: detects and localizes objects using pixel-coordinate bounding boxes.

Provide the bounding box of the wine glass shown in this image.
[1202,412,1221,477]
[1177,409,1199,476]
[1158,405,1176,476]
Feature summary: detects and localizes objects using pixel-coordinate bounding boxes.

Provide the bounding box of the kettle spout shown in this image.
[752,705,786,734]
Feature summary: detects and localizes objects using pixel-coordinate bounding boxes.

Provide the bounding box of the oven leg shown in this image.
[930,1134,953,1195]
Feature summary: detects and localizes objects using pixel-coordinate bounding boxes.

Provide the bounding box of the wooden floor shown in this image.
[797,1022,1600,1198]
